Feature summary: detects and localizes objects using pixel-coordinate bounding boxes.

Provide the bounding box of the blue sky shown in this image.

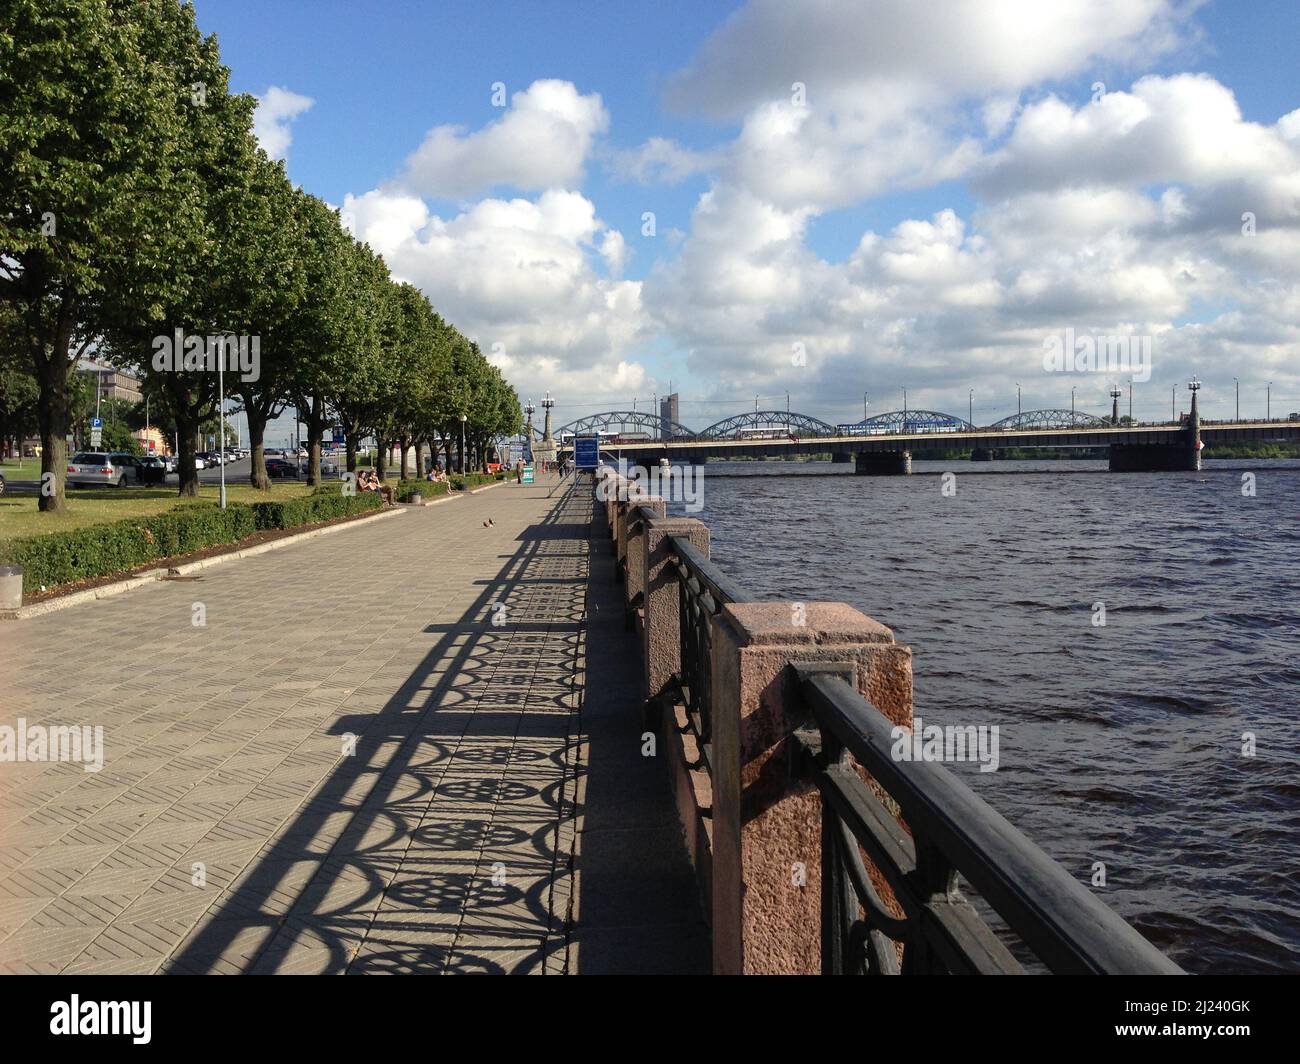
[195,0,1300,434]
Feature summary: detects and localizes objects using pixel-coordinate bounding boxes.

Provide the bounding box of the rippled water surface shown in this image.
[679,459,1300,973]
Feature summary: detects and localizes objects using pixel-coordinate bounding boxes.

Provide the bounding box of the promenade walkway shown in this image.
[0,476,707,974]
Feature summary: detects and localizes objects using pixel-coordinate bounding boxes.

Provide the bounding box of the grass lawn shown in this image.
[0,481,315,542]
[0,457,41,480]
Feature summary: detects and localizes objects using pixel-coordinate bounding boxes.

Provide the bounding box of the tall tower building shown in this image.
[659,393,680,440]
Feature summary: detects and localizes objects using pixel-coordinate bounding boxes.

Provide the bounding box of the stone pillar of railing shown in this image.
[709,602,913,975]
[640,514,709,702]
[623,497,665,630]
[640,511,713,904]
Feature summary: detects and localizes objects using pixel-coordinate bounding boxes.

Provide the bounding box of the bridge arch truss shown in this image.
[987,409,1110,430]
[556,410,697,439]
[696,410,839,439]
[837,409,975,434]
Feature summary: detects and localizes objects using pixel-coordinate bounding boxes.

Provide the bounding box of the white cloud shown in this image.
[665,0,1191,119]
[399,80,608,197]
[609,137,723,184]
[253,86,315,160]
[344,187,646,399]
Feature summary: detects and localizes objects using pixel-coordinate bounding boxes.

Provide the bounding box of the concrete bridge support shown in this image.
[1109,400,1201,472]
[831,451,852,464]
[855,450,911,475]
[970,447,995,462]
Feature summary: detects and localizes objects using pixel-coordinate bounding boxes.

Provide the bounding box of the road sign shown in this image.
[521,464,535,485]
[89,428,102,448]
[90,417,103,429]
[574,435,599,470]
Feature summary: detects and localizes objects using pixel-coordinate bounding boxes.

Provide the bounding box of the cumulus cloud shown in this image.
[664,0,1191,119]
[631,1,1299,417]
[398,80,609,197]
[609,137,723,184]
[253,86,315,160]
[344,186,645,398]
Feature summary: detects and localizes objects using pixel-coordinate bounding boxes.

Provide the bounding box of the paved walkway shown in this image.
[0,478,707,974]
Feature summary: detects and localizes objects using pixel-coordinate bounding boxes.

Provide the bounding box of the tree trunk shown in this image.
[34,352,70,512]
[176,411,200,496]
[375,440,389,481]
[414,439,425,479]
[346,433,359,473]
[246,406,270,490]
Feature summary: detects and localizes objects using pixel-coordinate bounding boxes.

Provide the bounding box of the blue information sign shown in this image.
[90,417,103,429]
[574,435,599,470]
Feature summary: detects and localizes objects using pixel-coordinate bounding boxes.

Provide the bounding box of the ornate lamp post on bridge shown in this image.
[1109,385,1122,425]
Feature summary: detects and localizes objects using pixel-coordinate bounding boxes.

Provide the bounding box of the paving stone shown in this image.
[0,478,705,974]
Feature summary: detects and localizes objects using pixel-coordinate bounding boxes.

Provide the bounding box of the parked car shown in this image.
[265,458,299,478]
[135,455,167,485]
[198,450,224,467]
[67,452,139,488]
[0,471,5,496]
[194,455,207,470]
[161,454,177,474]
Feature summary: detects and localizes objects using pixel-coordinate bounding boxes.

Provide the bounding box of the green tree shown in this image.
[0,0,199,510]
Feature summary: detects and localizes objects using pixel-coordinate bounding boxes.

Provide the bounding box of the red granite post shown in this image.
[709,602,913,974]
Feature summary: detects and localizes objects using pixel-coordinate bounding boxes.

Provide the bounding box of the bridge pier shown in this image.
[831,451,852,464]
[855,450,911,475]
[1109,399,1201,472]
[970,447,995,462]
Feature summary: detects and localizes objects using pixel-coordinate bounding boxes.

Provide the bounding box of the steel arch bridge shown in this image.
[696,410,838,439]
[837,409,975,434]
[988,409,1110,430]
[557,410,697,438]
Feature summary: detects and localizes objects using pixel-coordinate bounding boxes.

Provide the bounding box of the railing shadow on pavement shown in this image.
[166,489,594,975]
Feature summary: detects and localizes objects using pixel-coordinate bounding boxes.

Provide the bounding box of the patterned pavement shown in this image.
[0,477,706,974]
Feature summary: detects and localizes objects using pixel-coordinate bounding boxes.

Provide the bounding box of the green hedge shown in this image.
[451,472,504,490]
[395,479,450,501]
[250,490,381,531]
[0,503,255,593]
[0,492,382,594]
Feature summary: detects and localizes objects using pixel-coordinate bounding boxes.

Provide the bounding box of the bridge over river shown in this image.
[557,394,1299,474]
[0,471,1186,974]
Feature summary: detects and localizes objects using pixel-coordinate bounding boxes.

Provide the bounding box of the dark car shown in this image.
[136,455,167,485]
[265,458,299,479]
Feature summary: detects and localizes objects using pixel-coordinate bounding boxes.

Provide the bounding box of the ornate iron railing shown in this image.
[665,533,753,766]
[791,664,1183,974]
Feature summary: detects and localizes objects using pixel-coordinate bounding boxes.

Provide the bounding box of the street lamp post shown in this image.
[968,389,973,426]
[1128,379,1133,422]
[1234,377,1239,421]
[1071,385,1076,416]
[459,414,467,474]
[1016,382,1021,416]
[863,391,868,421]
[1267,382,1272,420]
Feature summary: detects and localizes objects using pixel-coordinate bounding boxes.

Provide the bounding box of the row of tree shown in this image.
[1,0,521,511]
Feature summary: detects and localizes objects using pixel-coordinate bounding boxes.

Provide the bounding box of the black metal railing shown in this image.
[792,664,1183,974]
[666,533,753,765]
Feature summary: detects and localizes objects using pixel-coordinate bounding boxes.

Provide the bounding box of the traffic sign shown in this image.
[90,417,103,429]
[574,435,599,470]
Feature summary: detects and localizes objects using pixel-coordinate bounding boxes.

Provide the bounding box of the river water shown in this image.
[670,458,1300,973]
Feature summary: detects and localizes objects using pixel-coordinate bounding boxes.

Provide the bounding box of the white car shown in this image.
[194,456,206,470]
